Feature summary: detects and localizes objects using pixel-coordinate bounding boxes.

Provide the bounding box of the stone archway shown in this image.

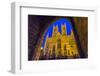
[30,16,88,60]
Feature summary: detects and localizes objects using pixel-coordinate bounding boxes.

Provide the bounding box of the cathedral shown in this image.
[43,23,80,59]
[28,16,88,60]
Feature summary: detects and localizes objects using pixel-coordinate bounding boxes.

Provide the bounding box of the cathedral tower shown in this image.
[52,25,58,37]
[61,23,67,36]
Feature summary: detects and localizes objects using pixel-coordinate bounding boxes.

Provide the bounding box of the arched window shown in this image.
[64,44,66,50]
[64,44,67,56]
[52,45,55,58]
[57,38,61,49]
[53,45,55,51]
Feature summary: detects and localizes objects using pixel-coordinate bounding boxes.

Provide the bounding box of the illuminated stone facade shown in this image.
[43,23,80,59]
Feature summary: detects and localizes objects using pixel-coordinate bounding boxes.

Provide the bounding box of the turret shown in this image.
[52,25,58,37]
[61,23,67,36]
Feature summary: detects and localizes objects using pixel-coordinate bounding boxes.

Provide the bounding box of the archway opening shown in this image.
[42,18,72,49]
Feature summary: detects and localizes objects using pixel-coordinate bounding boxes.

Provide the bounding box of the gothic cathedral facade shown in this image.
[43,23,80,59]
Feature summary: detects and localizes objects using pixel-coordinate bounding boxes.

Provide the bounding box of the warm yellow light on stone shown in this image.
[43,23,79,58]
[41,47,43,50]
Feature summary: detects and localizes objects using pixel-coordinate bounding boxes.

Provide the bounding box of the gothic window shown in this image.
[52,45,55,57]
[53,45,55,51]
[64,44,66,50]
[71,51,74,56]
[64,44,66,55]
[57,38,61,49]
[67,50,69,56]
